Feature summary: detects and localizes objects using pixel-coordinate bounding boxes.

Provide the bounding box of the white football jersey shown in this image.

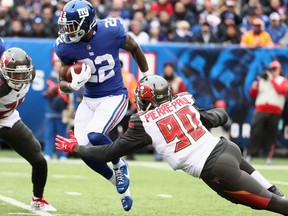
[0,84,30,128]
[139,94,220,177]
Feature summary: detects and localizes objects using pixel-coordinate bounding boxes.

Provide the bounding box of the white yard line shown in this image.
[0,195,53,216]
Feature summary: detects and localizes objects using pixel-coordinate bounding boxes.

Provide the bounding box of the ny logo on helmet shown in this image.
[77,7,89,19]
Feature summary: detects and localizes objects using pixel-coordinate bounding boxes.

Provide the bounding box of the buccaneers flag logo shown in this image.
[138,85,156,103]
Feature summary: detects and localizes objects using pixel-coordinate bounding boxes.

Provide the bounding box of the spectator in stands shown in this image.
[263,0,286,17]
[29,17,47,38]
[158,10,175,40]
[128,19,149,44]
[18,7,33,36]
[199,1,221,30]
[163,62,187,95]
[170,20,193,43]
[42,6,58,38]
[149,21,167,43]
[245,60,288,164]
[254,3,270,27]
[241,0,262,17]
[170,2,197,27]
[216,12,237,41]
[43,54,69,161]
[131,10,149,33]
[240,7,257,34]
[0,6,11,37]
[220,24,241,45]
[131,0,148,17]
[266,12,287,46]
[240,18,274,48]
[219,0,242,26]
[193,22,219,44]
[148,0,174,20]
[111,0,132,20]
[7,19,27,37]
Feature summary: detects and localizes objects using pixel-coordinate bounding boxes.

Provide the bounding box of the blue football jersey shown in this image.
[0,38,5,56]
[55,18,128,98]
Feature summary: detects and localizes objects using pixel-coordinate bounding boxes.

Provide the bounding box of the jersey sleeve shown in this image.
[54,38,75,65]
[116,19,127,47]
[0,38,5,56]
[196,107,229,129]
[78,114,152,162]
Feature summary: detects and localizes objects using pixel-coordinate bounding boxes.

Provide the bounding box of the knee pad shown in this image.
[88,132,112,146]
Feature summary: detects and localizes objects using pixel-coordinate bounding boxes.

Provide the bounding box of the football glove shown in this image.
[55,130,78,154]
[69,63,91,91]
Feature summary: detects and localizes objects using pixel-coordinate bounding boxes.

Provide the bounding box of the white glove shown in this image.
[69,63,91,91]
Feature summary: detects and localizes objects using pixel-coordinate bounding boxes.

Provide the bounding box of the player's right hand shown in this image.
[55,130,78,154]
[69,63,91,91]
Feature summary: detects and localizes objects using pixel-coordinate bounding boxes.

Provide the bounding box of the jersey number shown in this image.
[156,107,206,152]
[83,54,115,83]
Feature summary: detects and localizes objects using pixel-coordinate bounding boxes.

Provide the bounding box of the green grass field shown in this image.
[0,150,287,216]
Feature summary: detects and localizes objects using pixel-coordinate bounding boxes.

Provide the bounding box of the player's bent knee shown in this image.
[88,132,112,145]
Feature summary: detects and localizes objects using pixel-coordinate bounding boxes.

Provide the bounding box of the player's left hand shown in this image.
[55,130,78,154]
[70,63,91,90]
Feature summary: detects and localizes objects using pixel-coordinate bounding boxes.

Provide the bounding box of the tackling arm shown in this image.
[121,34,149,74]
[197,107,229,129]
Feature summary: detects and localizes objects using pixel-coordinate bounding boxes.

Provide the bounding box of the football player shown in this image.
[56,75,288,215]
[0,47,56,212]
[54,0,149,211]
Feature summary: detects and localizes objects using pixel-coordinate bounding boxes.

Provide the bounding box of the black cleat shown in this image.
[268,185,285,199]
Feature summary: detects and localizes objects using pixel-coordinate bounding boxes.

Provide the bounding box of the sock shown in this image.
[88,132,120,164]
[113,158,125,169]
[251,170,273,189]
[109,172,116,185]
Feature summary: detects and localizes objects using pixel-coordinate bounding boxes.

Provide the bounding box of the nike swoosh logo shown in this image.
[77,80,86,84]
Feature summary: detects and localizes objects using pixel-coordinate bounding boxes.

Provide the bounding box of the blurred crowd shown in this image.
[1,0,288,47]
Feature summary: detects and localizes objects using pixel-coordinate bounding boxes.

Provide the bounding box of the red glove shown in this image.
[55,130,78,154]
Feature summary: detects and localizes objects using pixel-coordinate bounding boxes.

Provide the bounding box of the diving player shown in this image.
[56,75,288,215]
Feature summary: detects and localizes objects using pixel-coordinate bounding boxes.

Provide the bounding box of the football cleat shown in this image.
[268,185,286,199]
[121,196,133,211]
[114,160,130,194]
[30,197,57,212]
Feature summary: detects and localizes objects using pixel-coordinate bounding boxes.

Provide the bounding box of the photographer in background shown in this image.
[245,60,288,164]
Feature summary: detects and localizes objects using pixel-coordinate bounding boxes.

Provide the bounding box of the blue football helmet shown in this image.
[58,0,97,43]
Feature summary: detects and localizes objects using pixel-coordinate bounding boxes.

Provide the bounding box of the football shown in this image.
[66,62,83,82]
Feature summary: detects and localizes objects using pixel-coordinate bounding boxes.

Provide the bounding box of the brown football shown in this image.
[66,62,83,82]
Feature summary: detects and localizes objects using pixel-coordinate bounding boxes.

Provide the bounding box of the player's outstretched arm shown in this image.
[120,34,149,75]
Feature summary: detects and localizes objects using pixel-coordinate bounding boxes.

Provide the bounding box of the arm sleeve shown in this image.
[77,115,152,162]
[197,107,229,129]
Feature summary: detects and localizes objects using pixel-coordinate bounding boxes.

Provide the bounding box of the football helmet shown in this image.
[58,0,97,43]
[1,47,34,90]
[134,75,172,111]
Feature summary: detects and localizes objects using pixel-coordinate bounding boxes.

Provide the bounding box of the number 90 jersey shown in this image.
[139,94,220,177]
[55,18,128,98]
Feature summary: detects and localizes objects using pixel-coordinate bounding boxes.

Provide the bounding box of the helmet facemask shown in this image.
[58,18,87,43]
[1,48,34,90]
